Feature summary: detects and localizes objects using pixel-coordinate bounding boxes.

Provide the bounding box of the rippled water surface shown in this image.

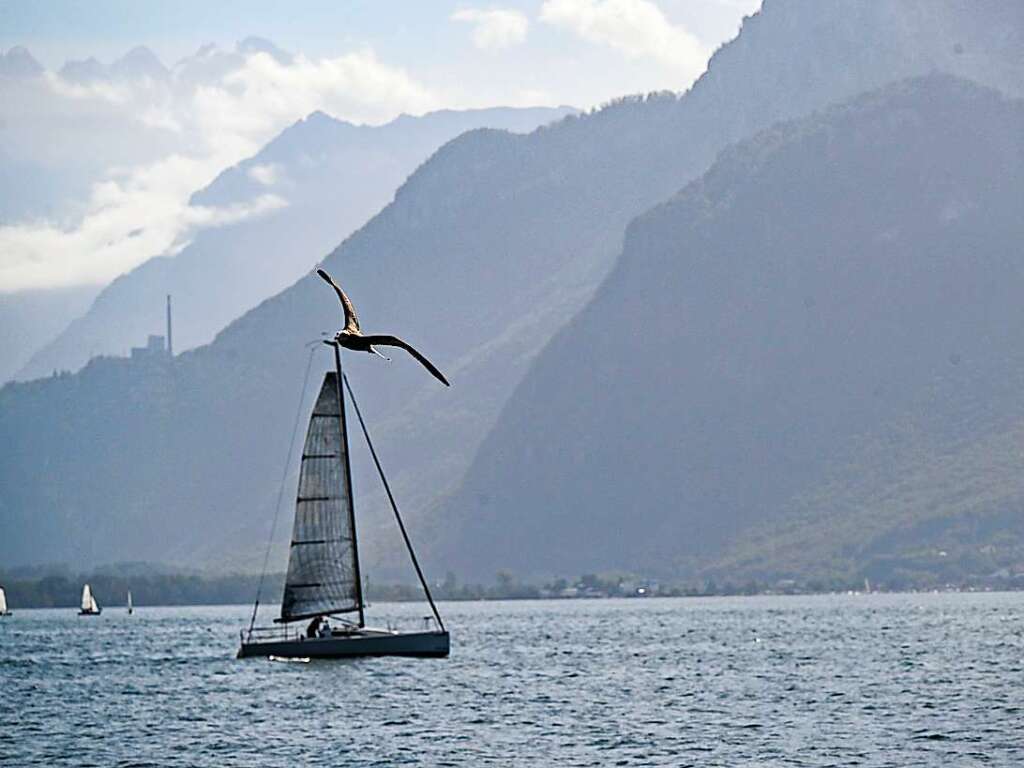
[2,593,1022,766]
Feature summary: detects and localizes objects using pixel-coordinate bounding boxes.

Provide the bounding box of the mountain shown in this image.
[14,106,573,382]
[58,57,106,83]
[440,75,1024,586]
[0,46,43,78]
[0,145,81,225]
[0,286,102,383]
[1,1,1021,575]
[0,46,186,226]
[235,36,292,65]
[109,46,169,82]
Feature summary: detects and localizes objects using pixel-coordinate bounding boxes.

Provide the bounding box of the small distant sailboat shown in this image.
[79,583,102,616]
[238,343,449,659]
[127,590,133,615]
[0,585,11,616]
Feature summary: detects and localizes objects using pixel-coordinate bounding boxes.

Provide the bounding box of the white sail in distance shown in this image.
[0,586,7,614]
[81,584,98,613]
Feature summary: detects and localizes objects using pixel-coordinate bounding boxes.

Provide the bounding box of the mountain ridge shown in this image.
[2,1,1022,577]
[15,105,573,382]
[439,73,1024,583]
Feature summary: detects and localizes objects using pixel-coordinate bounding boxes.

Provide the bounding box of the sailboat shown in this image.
[127,590,133,615]
[238,344,449,659]
[0,585,11,616]
[79,583,101,615]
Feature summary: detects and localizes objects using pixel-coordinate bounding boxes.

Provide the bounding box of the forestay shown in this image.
[280,371,361,621]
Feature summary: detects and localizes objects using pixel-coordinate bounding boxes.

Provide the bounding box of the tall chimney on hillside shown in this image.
[166,294,173,357]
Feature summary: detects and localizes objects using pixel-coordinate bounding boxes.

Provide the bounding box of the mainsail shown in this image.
[280,371,362,622]
[81,584,99,613]
[0,586,7,614]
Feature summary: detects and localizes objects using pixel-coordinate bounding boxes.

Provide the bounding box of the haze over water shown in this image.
[3,593,1022,766]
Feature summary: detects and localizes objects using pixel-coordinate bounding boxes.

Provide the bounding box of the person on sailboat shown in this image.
[306,616,322,638]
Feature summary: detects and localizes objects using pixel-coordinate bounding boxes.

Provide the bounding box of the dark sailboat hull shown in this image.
[238,629,449,659]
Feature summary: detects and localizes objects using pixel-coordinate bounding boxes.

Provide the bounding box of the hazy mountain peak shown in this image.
[306,108,332,120]
[58,56,107,83]
[0,46,43,78]
[299,109,349,131]
[688,0,1023,120]
[194,42,219,58]
[110,45,169,81]
[173,42,244,85]
[236,36,292,64]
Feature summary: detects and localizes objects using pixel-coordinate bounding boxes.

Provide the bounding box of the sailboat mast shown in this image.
[333,343,366,628]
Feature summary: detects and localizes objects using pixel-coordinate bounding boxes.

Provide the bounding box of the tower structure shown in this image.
[166,294,173,357]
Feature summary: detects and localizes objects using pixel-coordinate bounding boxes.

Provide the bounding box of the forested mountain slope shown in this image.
[441,75,1024,584]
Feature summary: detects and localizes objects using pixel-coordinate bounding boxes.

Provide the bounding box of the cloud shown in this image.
[512,88,559,107]
[202,49,438,149]
[0,46,439,293]
[707,0,762,11]
[0,151,287,293]
[43,71,130,104]
[452,8,529,50]
[247,163,281,186]
[539,0,708,77]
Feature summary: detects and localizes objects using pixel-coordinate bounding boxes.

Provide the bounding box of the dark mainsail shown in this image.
[280,370,362,622]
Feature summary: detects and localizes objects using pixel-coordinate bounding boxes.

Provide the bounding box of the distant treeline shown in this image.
[1,570,564,608]
[5,567,1021,610]
[2,569,683,608]
[0,572,284,609]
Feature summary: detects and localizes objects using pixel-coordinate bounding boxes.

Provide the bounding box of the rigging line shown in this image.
[342,373,446,633]
[247,343,318,635]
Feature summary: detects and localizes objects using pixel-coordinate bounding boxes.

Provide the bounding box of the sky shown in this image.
[0,0,762,293]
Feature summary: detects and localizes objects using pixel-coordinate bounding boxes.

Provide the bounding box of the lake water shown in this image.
[1,593,1022,766]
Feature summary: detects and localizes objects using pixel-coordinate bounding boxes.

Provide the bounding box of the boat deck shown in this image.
[238,626,450,659]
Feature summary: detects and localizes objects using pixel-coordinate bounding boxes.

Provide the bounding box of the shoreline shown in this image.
[3,585,1022,612]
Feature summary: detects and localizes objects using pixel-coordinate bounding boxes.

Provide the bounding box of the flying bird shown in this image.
[316,268,450,387]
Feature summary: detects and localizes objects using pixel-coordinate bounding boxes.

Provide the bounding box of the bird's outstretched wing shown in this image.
[316,268,359,332]
[361,334,450,387]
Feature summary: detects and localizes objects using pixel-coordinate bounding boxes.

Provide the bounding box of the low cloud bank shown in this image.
[0,44,439,293]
